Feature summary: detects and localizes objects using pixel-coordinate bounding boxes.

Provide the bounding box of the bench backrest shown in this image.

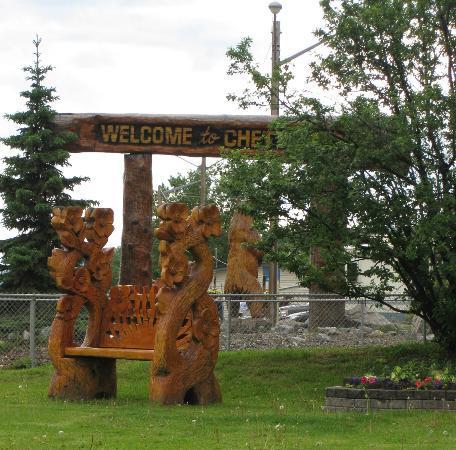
[98,284,191,350]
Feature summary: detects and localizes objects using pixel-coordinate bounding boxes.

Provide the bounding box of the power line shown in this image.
[176,155,201,167]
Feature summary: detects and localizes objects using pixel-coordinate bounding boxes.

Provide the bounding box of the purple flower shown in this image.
[433,379,443,389]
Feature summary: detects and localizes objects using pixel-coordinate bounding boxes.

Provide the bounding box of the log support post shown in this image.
[120,154,153,288]
[308,246,345,330]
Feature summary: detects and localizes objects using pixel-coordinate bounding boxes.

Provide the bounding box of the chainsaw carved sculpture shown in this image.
[224,212,269,318]
[47,203,222,404]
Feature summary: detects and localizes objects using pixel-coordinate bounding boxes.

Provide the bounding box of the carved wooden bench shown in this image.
[47,203,222,405]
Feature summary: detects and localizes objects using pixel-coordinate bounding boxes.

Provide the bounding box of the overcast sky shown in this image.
[0,0,328,246]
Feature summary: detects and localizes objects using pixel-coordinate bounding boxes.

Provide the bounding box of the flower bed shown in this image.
[344,375,456,391]
[325,364,456,412]
[324,386,456,412]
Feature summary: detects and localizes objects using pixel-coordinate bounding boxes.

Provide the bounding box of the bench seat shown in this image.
[65,346,155,360]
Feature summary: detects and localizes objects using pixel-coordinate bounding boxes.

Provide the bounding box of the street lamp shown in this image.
[268,2,282,300]
[267,3,324,297]
[269,1,282,15]
[269,2,282,117]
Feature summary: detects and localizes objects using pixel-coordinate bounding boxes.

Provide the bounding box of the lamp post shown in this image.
[266,6,340,329]
[269,1,282,117]
[268,1,282,299]
[267,2,324,299]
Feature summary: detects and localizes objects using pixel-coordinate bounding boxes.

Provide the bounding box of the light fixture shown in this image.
[268,1,282,15]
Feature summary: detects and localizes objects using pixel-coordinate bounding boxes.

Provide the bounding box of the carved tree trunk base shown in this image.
[308,300,346,331]
[48,358,116,401]
[249,301,273,319]
[149,365,221,405]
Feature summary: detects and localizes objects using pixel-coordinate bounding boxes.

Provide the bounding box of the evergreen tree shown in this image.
[0,37,95,291]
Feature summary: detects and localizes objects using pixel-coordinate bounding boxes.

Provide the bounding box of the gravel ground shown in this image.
[0,320,424,367]
[0,346,48,368]
[219,329,421,351]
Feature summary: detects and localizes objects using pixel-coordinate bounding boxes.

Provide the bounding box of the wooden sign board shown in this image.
[54,114,273,157]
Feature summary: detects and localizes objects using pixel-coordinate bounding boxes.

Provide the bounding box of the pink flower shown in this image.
[368,376,377,385]
[361,376,367,385]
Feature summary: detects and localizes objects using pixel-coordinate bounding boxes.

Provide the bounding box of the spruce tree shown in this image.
[0,36,95,291]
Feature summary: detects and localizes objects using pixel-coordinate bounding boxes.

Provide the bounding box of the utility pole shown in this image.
[213,247,218,289]
[200,156,207,206]
[157,186,163,207]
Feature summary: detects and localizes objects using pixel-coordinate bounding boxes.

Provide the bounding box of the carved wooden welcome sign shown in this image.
[55,114,273,157]
[54,113,273,289]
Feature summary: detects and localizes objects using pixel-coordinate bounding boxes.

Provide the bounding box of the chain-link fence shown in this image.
[0,292,429,368]
[0,293,59,368]
[212,294,428,351]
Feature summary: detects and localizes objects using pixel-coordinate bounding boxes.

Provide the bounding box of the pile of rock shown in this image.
[219,302,423,351]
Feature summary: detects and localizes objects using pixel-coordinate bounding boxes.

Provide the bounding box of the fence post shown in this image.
[360,299,366,344]
[273,295,279,326]
[227,297,231,351]
[29,295,37,367]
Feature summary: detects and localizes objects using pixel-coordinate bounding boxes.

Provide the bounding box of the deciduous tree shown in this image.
[221,0,456,351]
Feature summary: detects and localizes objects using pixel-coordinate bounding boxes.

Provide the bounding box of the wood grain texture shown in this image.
[65,347,155,360]
[48,203,222,405]
[47,207,116,399]
[224,213,270,318]
[150,203,222,404]
[97,285,192,350]
[53,113,273,156]
[120,154,152,288]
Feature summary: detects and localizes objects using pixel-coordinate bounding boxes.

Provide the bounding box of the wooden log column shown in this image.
[120,154,152,288]
[308,246,345,330]
[308,184,346,330]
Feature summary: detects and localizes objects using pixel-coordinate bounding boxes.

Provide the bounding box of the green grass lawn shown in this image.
[0,343,455,449]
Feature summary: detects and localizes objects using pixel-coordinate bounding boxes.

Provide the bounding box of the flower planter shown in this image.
[324,386,456,412]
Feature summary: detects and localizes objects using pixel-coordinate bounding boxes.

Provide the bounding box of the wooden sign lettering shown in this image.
[54,114,273,157]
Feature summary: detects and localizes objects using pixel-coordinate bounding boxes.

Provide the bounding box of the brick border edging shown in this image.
[324,387,456,412]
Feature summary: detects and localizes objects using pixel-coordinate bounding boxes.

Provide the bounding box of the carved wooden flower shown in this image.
[192,305,219,351]
[50,207,85,249]
[51,206,84,233]
[55,295,85,322]
[191,204,222,238]
[86,248,114,282]
[160,251,189,287]
[109,285,131,314]
[155,203,189,241]
[48,248,81,291]
[84,208,114,246]
[73,267,91,293]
